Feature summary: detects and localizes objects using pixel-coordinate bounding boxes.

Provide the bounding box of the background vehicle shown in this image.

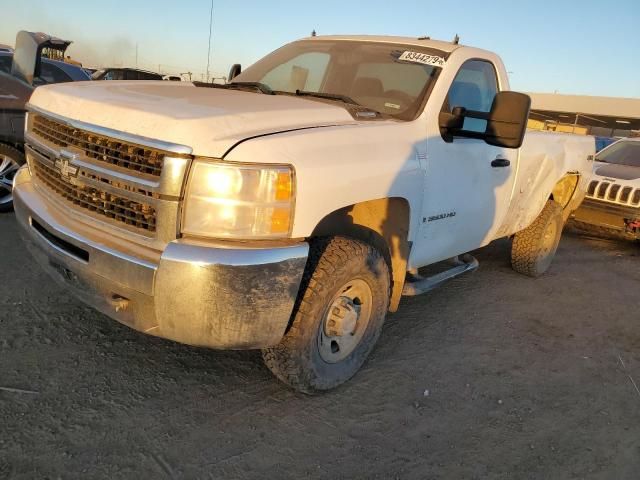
[0,31,90,212]
[572,138,640,240]
[595,136,618,152]
[0,52,90,81]
[14,35,594,392]
[92,68,163,81]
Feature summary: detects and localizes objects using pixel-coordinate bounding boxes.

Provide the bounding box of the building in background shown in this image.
[527,93,640,147]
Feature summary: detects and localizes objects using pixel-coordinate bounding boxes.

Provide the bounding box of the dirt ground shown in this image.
[1,212,639,480]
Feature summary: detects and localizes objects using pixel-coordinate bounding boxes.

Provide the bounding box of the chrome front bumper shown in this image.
[13,166,309,349]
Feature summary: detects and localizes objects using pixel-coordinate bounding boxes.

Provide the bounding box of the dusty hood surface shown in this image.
[28,81,357,157]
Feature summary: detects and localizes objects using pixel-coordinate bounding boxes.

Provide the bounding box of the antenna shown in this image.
[452,34,460,45]
[206,0,214,83]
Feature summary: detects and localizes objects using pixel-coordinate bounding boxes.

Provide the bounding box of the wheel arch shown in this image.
[550,172,582,221]
[310,197,411,312]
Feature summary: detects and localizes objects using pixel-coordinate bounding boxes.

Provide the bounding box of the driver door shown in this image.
[417,60,518,266]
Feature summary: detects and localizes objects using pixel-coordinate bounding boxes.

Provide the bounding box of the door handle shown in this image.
[491,157,510,168]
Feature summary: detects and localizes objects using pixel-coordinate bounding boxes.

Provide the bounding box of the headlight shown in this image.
[181,159,295,239]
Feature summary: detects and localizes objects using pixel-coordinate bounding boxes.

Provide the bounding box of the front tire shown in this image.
[511,200,564,277]
[0,144,25,213]
[262,237,390,394]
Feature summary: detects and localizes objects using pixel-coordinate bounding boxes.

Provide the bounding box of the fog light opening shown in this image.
[108,294,130,313]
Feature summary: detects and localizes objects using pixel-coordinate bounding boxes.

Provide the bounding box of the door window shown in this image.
[38,62,73,84]
[444,60,498,133]
[143,72,162,80]
[104,70,124,80]
[0,55,11,73]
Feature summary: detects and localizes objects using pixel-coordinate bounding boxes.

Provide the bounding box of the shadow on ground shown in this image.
[1,213,639,479]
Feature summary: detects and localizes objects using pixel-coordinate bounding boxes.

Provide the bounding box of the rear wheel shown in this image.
[0,144,25,213]
[511,200,564,277]
[262,237,390,394]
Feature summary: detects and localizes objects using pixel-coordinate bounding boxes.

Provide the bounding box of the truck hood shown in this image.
[28,81,357,157]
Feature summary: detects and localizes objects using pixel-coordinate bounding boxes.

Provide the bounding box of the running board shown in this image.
[402,254,479,296]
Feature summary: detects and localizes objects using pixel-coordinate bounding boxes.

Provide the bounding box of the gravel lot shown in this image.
[1,212,639,479]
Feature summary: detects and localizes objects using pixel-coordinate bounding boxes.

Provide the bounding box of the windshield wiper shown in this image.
[193,81,273,95]
[227,81,273,94]
[293,90,360,106]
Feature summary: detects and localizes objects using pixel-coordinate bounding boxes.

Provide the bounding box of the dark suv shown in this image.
[0,31,91,212]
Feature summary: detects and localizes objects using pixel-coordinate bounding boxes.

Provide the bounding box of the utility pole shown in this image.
[206,0,214,83]
[135,43,138,67]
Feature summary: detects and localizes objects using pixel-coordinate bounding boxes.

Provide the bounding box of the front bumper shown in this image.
[13,166,309,349]
[572,198,640,237]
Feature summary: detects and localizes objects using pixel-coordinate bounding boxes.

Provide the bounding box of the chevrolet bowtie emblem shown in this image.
[54,150,79,181]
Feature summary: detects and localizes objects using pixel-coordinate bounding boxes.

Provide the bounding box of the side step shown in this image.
[402,254,479,296]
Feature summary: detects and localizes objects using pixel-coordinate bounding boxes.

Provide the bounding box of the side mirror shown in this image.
[438,91,531,149]
[484,91,531,149]
[228,63,241,82]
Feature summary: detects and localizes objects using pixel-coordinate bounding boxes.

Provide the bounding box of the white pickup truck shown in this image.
[14,35,594,392]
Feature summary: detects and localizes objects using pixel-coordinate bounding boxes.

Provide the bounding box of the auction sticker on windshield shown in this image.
[397,51,446,67]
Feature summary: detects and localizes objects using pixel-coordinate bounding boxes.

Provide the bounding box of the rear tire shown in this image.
[262,237,390,394]
[0,144,25,213]
[511,200,564,277]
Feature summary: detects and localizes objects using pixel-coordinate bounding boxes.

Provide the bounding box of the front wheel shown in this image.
[0,144,25,213]
[262,237,390,394]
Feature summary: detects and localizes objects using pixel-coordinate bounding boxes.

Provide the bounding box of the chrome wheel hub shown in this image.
[0,154,20,205]
[325,296,359,337]
[318,278,373,363]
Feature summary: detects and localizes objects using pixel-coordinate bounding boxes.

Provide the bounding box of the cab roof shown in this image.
[301,34,463,53]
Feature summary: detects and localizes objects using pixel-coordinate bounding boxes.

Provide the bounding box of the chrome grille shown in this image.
[586,179,640,208]
[31,114,164,177]
[32,158,157,232]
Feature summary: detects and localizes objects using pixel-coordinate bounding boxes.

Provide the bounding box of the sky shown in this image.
[1,0,639,97]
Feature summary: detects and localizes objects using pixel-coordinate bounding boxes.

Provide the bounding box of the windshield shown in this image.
[596,141,640,167]
[233,40,444,120]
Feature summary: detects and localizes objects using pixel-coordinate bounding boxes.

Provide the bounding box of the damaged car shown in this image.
[0,31,90,212]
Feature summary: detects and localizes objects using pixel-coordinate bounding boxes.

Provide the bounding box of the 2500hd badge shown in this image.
[427,211,457,222]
